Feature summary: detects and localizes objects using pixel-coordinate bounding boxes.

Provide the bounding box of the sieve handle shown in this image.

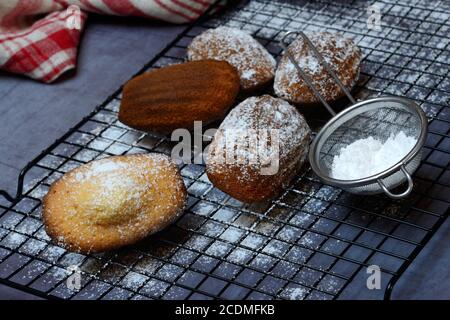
[280,31,357,116]
[377,166,414,199]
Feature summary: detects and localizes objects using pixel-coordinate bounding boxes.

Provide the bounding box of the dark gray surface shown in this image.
[1,14,449,301]
[395,218,450,300]
[0,284,43,300]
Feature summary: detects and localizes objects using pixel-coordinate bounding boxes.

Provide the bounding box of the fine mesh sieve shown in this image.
[280,31,428,199]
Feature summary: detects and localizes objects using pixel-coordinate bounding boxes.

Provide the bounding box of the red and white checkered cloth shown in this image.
[0,0,217,83]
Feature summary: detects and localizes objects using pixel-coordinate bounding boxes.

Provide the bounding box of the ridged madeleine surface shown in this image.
[119,60,240,133]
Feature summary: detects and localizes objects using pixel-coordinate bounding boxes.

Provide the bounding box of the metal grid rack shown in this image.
[0,0,449,300]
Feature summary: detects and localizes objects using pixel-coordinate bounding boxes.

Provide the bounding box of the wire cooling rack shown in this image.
[0,0,449,300]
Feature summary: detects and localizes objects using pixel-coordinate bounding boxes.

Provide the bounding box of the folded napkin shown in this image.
[0,0,216,83]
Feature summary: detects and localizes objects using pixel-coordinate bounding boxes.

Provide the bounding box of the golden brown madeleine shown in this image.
[206,95,311,203]
[187,26,276,91]
[119,60,240,133]
[274,32,361,105]
[43,153,186,253]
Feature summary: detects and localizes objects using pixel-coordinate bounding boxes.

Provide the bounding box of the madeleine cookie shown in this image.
[43,153,186,253]
[206,95,311,203]
[187,26,276,91]
[274,31,361,105]
[119,60,240,133]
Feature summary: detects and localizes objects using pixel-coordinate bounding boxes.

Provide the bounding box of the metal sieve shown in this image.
[280,31,428,199]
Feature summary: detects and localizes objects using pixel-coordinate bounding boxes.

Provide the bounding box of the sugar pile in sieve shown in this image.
[331,131,417,180]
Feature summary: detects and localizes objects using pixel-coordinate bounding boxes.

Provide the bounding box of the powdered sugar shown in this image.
[207,95,311,182]
[188,26,276,90]
[88,160,128,175]
[281,286,308,300]
[73,157,130,182]
[44,153,186,253]
[241,69,256,80]
[206,95,312,202]
[331,131,417,180]
[274,31,361,104]
[71,157,154,221]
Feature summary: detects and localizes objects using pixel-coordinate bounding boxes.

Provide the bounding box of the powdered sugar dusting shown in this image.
[281,286,308,300]
[207,95,311,185]
[188,26,276,90]
[209,95,310,166]
[274,31,361,104]
[70,156,157,215]
[331,131,416,180]
[241,69,256,80]
[44,153,186,253]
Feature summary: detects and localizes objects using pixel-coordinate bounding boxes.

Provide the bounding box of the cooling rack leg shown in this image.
[0,167,27,204]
